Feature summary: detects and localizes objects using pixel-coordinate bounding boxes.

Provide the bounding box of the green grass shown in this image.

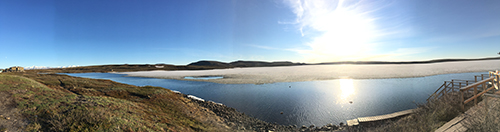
[0,72,223,131]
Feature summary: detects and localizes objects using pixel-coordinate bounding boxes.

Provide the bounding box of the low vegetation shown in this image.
[462,97,500,131]
[0,72,229,131]
[350,92,480,132]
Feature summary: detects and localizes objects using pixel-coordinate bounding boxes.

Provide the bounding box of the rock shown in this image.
[293,125,297,128]
[331,125,339,130]
[327,123,333,127]
[5,117,10,120]
[309,125,315,128]
[339,122,344,126]
[321,126,328,130]
[301,125,307,129]
[280,112,283,114]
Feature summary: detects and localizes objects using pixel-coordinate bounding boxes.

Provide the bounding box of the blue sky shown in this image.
[1,0,499,68]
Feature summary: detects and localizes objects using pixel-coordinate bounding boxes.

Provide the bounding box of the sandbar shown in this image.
[119,60,500,84]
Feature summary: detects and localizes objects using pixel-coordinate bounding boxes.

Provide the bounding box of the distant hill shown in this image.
[188,57,500,68]
[317,57,500,65]
[31,57,500,73]
[187,60,305,68]
[187,61,231,68]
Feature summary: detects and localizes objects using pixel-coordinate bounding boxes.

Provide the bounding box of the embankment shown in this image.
[0,72,346,131]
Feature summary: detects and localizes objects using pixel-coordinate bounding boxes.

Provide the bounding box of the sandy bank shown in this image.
[119,60,500,84]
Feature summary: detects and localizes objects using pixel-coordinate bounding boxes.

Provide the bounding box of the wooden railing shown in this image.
[428,80,476,101]
[459,71,499,112]
[427,74,491,101]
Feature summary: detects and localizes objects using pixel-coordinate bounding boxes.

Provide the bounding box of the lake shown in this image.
[64,72,486,126]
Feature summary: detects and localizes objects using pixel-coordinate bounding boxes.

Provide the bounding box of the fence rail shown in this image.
[427,72,498,107]
[459,71,499,112]
[428,80,476,101]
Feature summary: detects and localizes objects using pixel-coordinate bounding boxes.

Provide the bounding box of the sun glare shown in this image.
[310,8,375,59]
[339,78,355,99]
[292,0,379,62]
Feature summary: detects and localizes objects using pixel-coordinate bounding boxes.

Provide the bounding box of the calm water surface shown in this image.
[64,72,485,126]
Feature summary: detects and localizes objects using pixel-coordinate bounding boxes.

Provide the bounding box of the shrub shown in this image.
[352,92,466,132]
[462,97,500,131]
[41,107,114,131]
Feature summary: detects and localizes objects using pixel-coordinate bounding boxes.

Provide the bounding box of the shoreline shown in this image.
[119,59,500,84]
[185,93,346,131]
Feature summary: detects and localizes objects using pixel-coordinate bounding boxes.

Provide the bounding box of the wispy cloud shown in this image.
[246,44,280,50]
[281,0,430,62]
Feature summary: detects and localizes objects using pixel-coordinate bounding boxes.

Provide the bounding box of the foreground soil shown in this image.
[0,72,347,131]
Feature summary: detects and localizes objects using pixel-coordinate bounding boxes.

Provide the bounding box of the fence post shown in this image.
[491,74,500,90]
[474,86,477,105]
[484,82,486,93]
[461,90,465,112]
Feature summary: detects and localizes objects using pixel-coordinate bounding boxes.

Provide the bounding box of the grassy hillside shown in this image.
[0,72,230,131]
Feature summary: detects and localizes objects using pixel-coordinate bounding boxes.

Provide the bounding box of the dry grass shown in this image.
[462,97,500,131]
[350,92,476,132]
[0,72,226,131]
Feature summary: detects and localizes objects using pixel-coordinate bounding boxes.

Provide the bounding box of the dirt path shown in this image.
[0,92,28,132]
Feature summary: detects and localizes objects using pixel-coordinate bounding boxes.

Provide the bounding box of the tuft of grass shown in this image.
[25,122,41,132]
[43,107,113,131]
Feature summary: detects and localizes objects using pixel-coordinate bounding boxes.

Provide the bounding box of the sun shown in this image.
[297,0,378,62]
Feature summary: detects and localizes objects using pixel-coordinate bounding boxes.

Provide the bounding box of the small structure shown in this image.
[6,66,24,72]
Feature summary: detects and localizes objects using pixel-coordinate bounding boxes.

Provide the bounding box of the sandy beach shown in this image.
[119,60,500,84]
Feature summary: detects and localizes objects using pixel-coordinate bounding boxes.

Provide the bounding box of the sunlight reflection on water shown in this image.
[340,79,354,100]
